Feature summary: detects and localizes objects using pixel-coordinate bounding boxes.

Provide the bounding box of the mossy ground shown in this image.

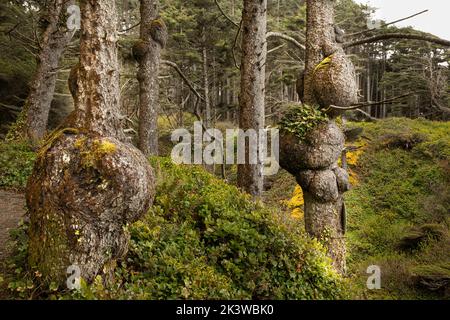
[345,118,449,299]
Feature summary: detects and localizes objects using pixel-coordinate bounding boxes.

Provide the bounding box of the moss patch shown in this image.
[279,104,328,141]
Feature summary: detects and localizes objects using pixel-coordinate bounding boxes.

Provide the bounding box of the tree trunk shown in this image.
[27,0,155,286]
[22,0,74,146]
[202,28,211,128]
[285,0,354,274]
[136,0,167,156]
[237,0,267,197]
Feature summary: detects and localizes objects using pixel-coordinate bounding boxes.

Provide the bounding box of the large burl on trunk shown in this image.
[279,0,357,274]
[280,120,349,273]
[27,134,154,282]
[26,0,154,285]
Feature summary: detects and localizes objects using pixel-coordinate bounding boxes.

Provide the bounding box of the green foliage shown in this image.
[0,141,35,190]
[3,153,344,300]
[279,104,328,141]
[107,158,343,299]
[345,118,450,299]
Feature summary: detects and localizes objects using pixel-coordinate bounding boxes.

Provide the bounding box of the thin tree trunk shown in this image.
[202,28,211,128]
[22,0,74,146]
[237,0,267,197]
[137,0,166,156]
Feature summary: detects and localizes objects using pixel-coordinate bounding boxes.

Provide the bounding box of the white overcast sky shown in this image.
[353,0,450,40]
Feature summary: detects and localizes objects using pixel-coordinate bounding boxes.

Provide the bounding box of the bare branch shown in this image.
[266,32,305,50]
[118,21,141,34]
[344,33,450,48]
[214,0,239,28]
[328,92,415,111]
[232,20,242,70]
[353,108,378,121]
[347,9,429,38]
[212,2,305,52]
[268,43,286,54]
[161,60,205,102]
[431,97,450,115]
[0,103,21,112]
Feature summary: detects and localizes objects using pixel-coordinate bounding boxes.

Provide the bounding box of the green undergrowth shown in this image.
[78,158,344,299]
[1,152,344,299]
[0,141,35,190]
[345,118,450,299]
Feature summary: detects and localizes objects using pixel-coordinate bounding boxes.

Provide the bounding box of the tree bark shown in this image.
[136,0,167,156]
[22,0,74,146]
[202,28,211,128]
[237,0,267,197]
[27,0,155,286]
[280,0,353,274]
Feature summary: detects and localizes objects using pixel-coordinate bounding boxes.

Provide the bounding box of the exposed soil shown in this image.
[0,190,26,299]
[0,190,26,265]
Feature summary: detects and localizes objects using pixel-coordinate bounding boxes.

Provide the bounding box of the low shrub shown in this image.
[0,141,35,190]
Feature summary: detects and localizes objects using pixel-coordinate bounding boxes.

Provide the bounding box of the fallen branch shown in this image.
[354,108,378,121]
[344,33,450,48]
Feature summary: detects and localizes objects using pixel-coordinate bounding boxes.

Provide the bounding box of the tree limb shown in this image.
[212,2,305,52]
[232,20,242,69]
[346,9,429,38]
[266,32,305,50]
[328,92,415,111]
[118,22,141,34]
[431,97,450,115]
[214,0,239,28]
[353,108,378,121]
[0,102,21,112]
[161,60,205,102]
[344,33,450,48]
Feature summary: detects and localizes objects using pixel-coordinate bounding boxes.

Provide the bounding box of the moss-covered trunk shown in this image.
[26,0,155,286]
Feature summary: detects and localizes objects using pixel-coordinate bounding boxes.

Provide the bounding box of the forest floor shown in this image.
[0,190,25,265]
[0,190,26,299]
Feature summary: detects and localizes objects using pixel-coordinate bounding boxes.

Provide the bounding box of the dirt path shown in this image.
[0,190,26,263]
